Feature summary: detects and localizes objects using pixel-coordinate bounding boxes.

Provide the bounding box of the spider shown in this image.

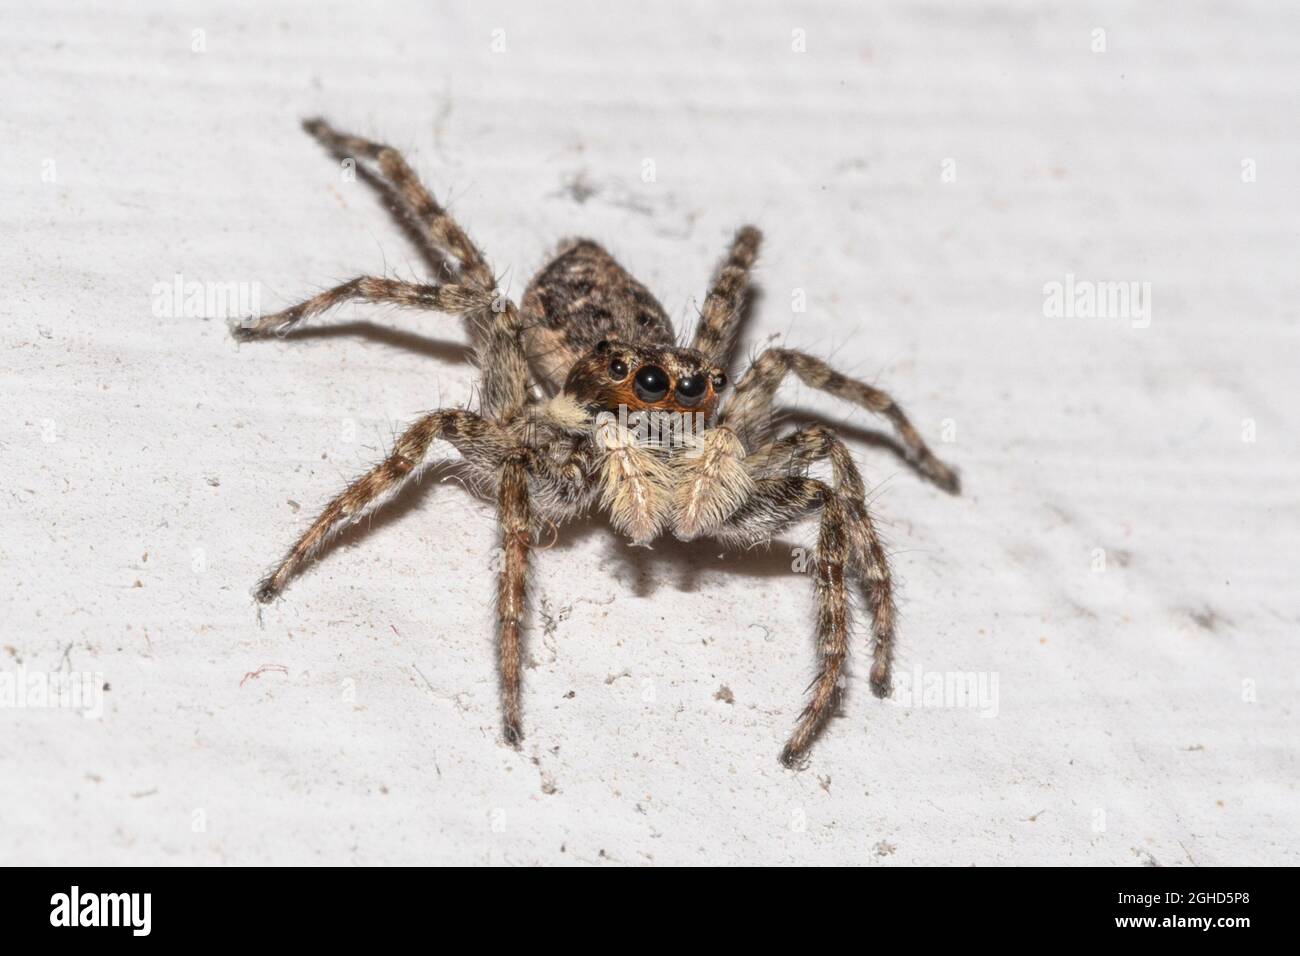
[233,118,960,767]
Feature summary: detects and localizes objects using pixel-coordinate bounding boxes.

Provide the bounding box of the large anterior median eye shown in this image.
[674,374,706,406]
[633,365,669,402]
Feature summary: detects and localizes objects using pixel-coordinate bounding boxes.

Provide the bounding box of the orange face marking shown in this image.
[605,376,719,420]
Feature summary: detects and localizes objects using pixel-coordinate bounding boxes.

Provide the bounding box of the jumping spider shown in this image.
[234,118,960,766]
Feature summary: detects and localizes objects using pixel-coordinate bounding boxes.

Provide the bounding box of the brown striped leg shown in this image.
[743,425,897,698]
[301,118,495,290]
[844,493,897,698]
[254,409,508,602]
[295,119,533,419]
[496,453,532,745]
[231,276,494,340]
[721,348,960,493]
[781,493,853,766]
[713,477,853,766]
[691,225,762,365]
[471,296,533,421]
[232,271,531,419]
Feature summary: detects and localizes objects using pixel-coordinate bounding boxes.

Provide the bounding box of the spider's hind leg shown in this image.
[496,453,532,745]
[300,117,495,290]
[231,277,493,340]
[238,118,534,420]
[253,408,508,602]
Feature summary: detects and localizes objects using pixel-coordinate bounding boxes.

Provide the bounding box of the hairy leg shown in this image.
[231,276,493,340]
[722,348,959,493]
[844,492,896,697]
[714,476,852,766]
[241,118,533,419]
[691,225,762,366]
[496,453,532,745]
[743,424,897,696]
[233,271,530,419]
[301,117,494,290]
[743,423,865,497]
[523,435,599,521]
[254,409,509,602]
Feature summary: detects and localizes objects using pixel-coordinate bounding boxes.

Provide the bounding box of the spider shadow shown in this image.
[274,320,474,364]
[545,512,805,601]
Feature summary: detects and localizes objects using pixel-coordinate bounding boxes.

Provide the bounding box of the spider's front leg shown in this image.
[495,405,599,743]
[713,477,855,767]
[691,225,763,365]
[722,348,960,493]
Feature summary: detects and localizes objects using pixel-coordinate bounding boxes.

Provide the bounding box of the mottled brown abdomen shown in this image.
[521,239,677,391]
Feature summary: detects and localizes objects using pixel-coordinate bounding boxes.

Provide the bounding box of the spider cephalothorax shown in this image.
[234,118,960,767]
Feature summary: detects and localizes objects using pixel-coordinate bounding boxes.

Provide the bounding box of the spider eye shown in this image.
[633,365,669,403]
[608,358,629,381]
[674,374,706,405]
[711,371,727,391]
[595,340,611,354]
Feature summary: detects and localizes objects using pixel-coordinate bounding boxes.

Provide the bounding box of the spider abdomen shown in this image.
[521,239,676,391]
